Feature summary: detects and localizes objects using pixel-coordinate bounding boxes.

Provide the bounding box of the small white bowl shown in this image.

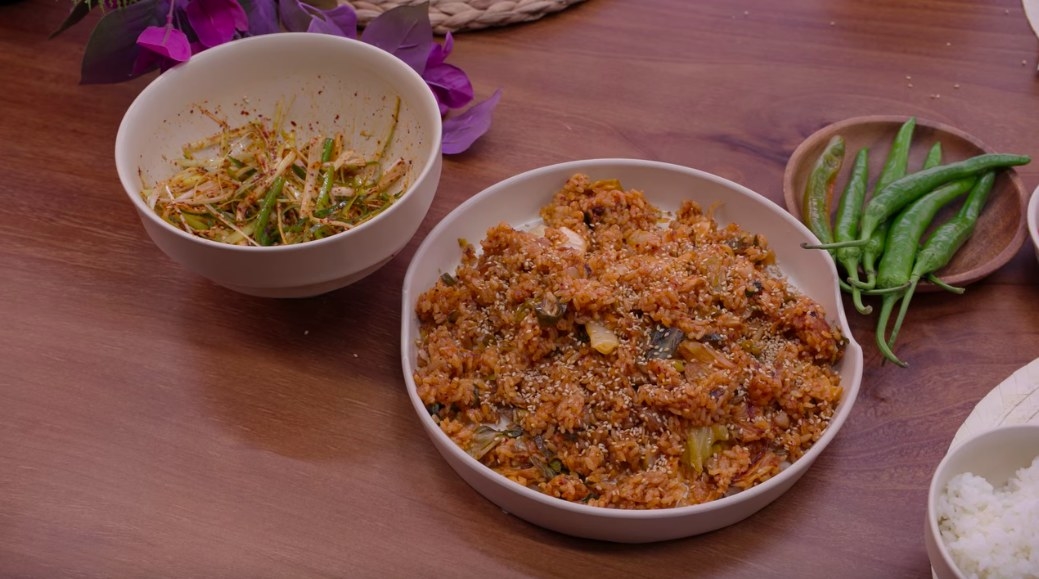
[115,33,442,298]
[925,424,1039,579]
[1027,185,1039,267]
[400,158,864,543]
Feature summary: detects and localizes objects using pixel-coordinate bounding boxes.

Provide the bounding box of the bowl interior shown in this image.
[783,115,1028,292]
[116,33,440,245]
[933,425,1039,489]
[926,424,1039,579]
[401,159,864,540]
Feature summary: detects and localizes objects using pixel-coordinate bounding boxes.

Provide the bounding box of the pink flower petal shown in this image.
[424,61,473,110]
[441,89,502,155]
[185,0,248,48]
[426,32,454,67]
[136,25,192,63]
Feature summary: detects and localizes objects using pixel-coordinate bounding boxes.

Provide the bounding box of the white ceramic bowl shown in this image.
[116,33,442,298]
[925,424,1039,579]
[400,159,864,543]
[1027,184,1039,267]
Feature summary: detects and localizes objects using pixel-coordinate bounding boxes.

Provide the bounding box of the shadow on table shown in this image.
[440,492,795,578]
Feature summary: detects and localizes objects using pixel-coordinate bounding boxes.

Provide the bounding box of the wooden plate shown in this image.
[783,115,1029,292]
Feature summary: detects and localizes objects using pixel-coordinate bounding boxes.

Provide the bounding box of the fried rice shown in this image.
[413,174,846,509]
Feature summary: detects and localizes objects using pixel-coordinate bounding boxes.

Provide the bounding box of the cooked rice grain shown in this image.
[937,456,1039,578]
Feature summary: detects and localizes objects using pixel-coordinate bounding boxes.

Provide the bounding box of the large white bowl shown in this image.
[116,33,443,298]
[925,424,1039,579]
[400,159,864,543]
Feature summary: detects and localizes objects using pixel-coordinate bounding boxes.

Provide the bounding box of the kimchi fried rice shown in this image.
[412,174,846,509]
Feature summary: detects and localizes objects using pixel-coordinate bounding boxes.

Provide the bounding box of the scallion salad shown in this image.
[141,98,409,246]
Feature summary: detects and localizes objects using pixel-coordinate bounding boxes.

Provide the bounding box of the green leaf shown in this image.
[50,0,96,39]
[80,0,166,84]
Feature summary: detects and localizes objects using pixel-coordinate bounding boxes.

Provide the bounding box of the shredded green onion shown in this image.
[141,99,408,246]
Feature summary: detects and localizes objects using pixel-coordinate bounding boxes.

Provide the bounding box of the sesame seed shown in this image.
[412,174,845,508]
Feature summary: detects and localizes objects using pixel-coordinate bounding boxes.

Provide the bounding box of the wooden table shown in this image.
[3,1,1038,577]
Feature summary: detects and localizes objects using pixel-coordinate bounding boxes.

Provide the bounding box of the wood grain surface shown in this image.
[2,1,1039,578]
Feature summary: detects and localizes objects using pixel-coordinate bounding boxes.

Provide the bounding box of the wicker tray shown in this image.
[343,0,586,34]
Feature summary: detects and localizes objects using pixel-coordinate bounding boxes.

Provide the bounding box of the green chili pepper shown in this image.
[862,140,944,288]
[859,223,887,288]
[915,160,988,292]
[876,177,976,288]
[810,152,1029,251]
[833,148,869,245]
[833,147,871,314]
[850,118,917,289]
[877,118,918,189]
[921,142,944,172]
[872,176,977,367]
[885,171,996,349]
[801,135,845,245]
[864,154,1014,242]
[254,175,286,246]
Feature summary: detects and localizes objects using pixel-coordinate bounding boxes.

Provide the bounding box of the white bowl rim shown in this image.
[1027,184,1039,257]
[926,422,1039,578]
[401,157,864,520]
[114,32,443,253]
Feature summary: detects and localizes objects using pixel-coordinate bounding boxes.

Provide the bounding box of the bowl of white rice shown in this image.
[925,424,1039,579]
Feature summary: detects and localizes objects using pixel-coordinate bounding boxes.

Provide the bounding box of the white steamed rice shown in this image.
[936,454,1039,579]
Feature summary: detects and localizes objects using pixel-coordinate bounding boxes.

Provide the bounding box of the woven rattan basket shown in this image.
[342,0,586,34]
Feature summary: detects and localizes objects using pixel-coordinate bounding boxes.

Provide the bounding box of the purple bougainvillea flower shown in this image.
[236,0,278,35]
[423,33,473,113]
[425,62,473,115]
[130,47,167,76]
[185,0,249,48]
[137,24,192,63]
[441,88,502,155]
[360,4,431,75]
[75,0,500,149]
[306,4,358,36]
[276,0,310,32]
[279,0,357,38]
[78,0,170,83]
[131,24,191,76]
[428,31,452,65]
